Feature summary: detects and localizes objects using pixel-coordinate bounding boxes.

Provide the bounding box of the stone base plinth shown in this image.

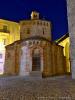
[30,71,42,78]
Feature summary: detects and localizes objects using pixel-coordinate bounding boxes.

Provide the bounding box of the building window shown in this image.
[37,41,39,44]
[3,39,6,45]
[33,41,35,44]
[33,15,38,19]
[3,25,8,32]
[23,22,25,25]
[27,28,30,34]
[43,28,45,35]
[37,21,39,25]
[47,23,48,26]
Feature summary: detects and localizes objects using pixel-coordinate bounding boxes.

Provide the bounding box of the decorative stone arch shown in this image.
[30,46,43,72]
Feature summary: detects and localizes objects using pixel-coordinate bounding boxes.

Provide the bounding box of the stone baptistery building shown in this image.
[4,11,66,77]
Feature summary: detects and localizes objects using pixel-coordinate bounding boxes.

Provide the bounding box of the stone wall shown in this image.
[20,20,51,41]
[4,39,66,77]
[4,45,16,75]
[4,43,20,75]
[43,42,66,77]
[67,0,75,78]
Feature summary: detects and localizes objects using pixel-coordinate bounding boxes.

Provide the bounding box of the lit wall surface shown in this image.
[59,37,70,56]
[0,19,20,45]
[0,19,20,74]
[58,37,70,73]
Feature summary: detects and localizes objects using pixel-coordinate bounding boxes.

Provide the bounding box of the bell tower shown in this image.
[31,11,39,20]
[20,11,51,41]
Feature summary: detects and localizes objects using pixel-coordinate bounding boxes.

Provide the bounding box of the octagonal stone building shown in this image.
[4,11,66,77]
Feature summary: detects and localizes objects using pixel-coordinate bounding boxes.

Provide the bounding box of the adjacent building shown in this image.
[55,33,70,74]
[0,19,20,74]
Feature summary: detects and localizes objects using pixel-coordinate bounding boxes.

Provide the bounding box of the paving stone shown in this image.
[0,76,74,100]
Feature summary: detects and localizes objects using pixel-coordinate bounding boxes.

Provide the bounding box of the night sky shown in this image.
[0,0,68,40]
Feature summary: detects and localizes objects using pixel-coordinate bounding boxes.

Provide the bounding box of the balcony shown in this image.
[0,29,10,33]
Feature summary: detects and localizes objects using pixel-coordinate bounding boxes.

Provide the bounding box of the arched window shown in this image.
[3,25,8,31]
[27,28,30,34]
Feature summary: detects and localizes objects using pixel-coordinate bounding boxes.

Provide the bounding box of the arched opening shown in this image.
[32,48,41,71]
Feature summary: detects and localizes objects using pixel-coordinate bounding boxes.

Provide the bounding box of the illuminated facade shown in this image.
[0,19,20,74]
[4,11,66,77]
[56,33,70,74]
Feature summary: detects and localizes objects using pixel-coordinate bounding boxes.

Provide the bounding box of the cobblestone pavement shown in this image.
[0,76,74,100]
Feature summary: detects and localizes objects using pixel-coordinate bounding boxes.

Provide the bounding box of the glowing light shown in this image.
[0,41,5,75]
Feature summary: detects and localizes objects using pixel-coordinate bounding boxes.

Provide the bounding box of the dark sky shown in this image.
[0,0,68,40]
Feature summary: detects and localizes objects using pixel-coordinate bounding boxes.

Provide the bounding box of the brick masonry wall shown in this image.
[20,20,51,41]
[4,39,66,77]
[4,46,16,75]
[41,42,66,77]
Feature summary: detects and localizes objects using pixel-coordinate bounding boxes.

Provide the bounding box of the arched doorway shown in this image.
[32,48,41,71]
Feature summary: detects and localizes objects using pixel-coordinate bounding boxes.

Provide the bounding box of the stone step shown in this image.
[30,71,42,78]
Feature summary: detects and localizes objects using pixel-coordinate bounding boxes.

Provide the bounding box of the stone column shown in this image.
[67,0,75,79]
